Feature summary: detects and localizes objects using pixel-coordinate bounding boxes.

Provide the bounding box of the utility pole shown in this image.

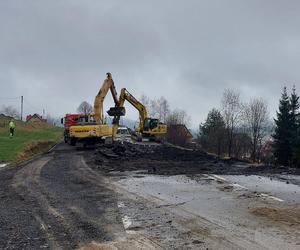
[21,96,24,121]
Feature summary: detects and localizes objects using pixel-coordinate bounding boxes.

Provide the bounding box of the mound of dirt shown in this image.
[93,142,229,175]
[91,141,300,176]
[97,141,210,160]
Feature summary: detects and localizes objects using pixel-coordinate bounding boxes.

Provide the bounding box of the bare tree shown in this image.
[149,99,159,118]
[140,94,158,118]
[166,108,190,127]
[140,94,150,111]
[77,101,93,115]
[221,89,241,157]
[242,98,269,162]
[158,97,169,123]
[0,105,19,118]
[140,95,169,122]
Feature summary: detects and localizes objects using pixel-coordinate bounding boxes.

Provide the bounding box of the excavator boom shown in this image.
[108,87,167,140]
[94,72,122,124]
[108,88,147,131]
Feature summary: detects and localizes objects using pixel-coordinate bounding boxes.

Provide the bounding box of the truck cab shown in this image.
[62,114,96,145]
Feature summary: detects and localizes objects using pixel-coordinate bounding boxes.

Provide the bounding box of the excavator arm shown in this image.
[118,88,148,132]
[93,73,123,124]
[107,87,167,140]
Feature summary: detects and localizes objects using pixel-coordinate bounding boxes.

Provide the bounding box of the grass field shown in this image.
[0,117,63,162]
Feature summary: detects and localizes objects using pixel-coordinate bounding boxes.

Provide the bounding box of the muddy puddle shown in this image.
[115,174,265,228]
[112,173,300,249]
[115,173,300,225]
[220,175,300,203]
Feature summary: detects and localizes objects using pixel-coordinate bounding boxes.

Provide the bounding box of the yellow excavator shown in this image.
[67,73,125,145]
[108,88,167,141]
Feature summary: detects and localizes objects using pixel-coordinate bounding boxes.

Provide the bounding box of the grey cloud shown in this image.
[0,0,299,127]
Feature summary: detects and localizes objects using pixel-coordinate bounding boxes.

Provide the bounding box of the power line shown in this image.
[24,99,41,112]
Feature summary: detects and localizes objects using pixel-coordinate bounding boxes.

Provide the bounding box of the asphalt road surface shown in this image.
[0,142,299,249]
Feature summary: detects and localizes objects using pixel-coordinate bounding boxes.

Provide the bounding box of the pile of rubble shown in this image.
[96,141,216,161]
[93,141,300,177]
[96,141,160,159]
[93,141,224,175]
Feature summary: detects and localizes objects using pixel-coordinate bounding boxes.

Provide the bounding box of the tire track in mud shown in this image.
[110,182,251,250]
[3,144,125,249]
[12,156,63,249]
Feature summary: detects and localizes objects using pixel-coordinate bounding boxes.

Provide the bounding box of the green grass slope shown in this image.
[0,116,63,162]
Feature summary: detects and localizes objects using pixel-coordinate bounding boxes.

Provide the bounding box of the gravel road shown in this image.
[0,142,299,250]
[0,143,124,249]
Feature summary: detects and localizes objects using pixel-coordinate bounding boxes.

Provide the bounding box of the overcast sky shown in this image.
[0,0,299,128]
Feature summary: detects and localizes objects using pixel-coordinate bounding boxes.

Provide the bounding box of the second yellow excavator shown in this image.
[108,88,167,141]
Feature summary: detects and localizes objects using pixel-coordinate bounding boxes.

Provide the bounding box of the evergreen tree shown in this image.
[273,87,292,166]
[290,86,300,167]
[294,123,300,168]
[198,108,226,156]
[290,85,299,130]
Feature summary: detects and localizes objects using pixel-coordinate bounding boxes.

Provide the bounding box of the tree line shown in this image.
[198,86,300,168]
[198,89,269,162]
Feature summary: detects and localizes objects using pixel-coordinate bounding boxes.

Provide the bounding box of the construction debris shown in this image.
[93,141,300,178]
[94,141,229,175]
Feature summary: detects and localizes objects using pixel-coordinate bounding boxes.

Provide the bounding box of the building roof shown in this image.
[168,124,193,138]
[26,114,47,122]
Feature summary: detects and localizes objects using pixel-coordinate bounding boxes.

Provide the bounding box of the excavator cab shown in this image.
[143,118,159,131]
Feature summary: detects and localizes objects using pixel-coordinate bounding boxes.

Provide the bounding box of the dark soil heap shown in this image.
[93,142,228,175]
[91,141,300,177]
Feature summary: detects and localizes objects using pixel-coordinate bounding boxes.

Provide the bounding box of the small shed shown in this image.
[166,124,193,146]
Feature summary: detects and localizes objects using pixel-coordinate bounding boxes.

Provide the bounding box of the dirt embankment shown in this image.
[17,140,58,161]
[91,142,300,176]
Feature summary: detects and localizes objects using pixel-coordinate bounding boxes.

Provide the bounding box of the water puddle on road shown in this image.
[116,174,249,227]
[116,173,300,227]
[114,173,300,249]
[220,175,300,203]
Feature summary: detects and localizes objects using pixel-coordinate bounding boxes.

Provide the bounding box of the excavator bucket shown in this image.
[107,107,126,117]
